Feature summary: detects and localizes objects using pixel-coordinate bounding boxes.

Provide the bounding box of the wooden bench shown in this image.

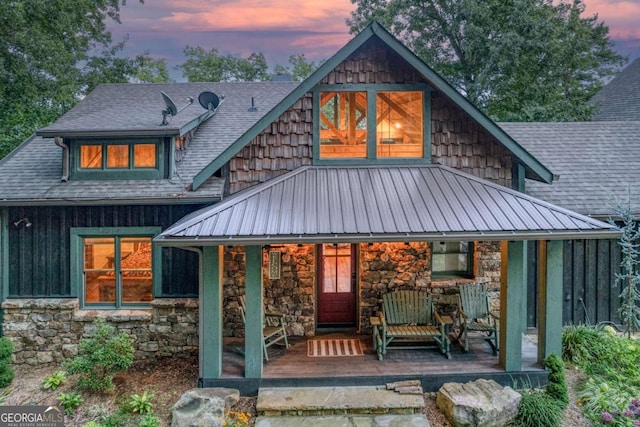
[372,290,450,361]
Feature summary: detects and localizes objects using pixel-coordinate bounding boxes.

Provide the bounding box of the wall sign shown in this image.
[268,251,281,279]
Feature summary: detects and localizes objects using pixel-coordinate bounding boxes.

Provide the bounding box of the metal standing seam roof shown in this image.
[155,165,620,246]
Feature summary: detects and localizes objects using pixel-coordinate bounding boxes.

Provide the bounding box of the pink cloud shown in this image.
[583,0,640,39]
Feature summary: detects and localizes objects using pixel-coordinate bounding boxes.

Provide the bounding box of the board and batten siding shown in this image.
[225,37,513,194]
[526,239,623,327]
[7,204,204,298]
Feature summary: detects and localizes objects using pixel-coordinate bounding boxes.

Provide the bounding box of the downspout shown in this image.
[54,137,69,182]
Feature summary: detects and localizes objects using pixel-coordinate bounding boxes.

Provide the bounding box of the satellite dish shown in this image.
[198,91,221,110]
[161,91,178,116]
[160,91,194,125]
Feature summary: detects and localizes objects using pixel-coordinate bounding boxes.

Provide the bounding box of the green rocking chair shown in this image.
[457,283,499,354]
[239,295,289,362]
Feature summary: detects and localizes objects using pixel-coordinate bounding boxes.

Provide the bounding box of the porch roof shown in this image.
[154,165,620,246]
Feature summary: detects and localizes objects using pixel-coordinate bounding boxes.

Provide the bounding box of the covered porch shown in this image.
[154,165,620,392]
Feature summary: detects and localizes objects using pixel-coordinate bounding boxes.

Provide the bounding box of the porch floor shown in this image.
[220,331,542,380]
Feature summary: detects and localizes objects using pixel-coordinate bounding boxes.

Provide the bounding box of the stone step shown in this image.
[256,386,425,417]
[255,414,431,427]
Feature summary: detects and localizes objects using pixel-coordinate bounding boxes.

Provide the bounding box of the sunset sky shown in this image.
[108,0,640,81]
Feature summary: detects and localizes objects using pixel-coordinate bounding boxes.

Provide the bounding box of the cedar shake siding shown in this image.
[224,38,513,194]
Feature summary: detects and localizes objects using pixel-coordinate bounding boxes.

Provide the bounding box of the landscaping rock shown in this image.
[436,379,521,427]
[171,388,239,427]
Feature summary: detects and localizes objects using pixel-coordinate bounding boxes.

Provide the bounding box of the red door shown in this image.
[317,243,357,326]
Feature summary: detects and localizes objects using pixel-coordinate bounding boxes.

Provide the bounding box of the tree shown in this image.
[177,47,270,82]
[348,0,625,121]
[0,0,159,159]
[274,54,319,82]
[612,199,640,337]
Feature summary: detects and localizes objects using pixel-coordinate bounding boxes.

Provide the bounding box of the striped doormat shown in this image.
[307,339,364,357]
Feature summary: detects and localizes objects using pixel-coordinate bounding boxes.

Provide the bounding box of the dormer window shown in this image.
[72,138,165,179]
[314,84,430,164]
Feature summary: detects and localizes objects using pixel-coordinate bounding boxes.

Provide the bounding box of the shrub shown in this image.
[64,318,134,393]
[0,337,14,388]
[515,390,564,427]
[544,353,568,406]
[43,370,67,391]
[562,324,610,365]
[138,414,160,427]
[83,421,102,427]
[128,391,154,415]
[58,392,84,415]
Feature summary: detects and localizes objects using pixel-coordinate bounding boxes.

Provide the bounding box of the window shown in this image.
[73,139,163,179]
[71,227,161,308]
[431,241,474,279]
[315,85,429,162]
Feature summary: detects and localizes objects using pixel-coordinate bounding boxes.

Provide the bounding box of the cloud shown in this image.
[583,0,640,39]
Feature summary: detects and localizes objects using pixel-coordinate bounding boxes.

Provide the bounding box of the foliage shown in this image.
[273,54,320,81]
[516,389,564,427]
[58,392,84,415]
[0,337,14,388]
[64,318,134,393]
[138,414,160,427]
[42,370,67,391]
[562,324,612,364]
[178,46,270,82]
[0,0,172,159]
[544,353,568,406]
[224,410,251,427]
[348,0,625,122]
[611,200,640,337]
[83,422,101,427]
[128,391,154,415]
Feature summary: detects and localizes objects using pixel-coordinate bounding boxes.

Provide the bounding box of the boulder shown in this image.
[436,379,521,427]
[171,388,240,427]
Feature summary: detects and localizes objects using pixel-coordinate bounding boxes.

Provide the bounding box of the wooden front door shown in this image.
[317,243,357,326]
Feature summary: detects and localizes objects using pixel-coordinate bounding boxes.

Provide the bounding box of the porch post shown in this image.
[499,241,527,371]
[244,245,263,378]
[200,246,224,381]
[538,240,563,361]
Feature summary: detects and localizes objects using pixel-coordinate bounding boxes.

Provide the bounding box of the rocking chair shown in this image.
[457,283,499,354]
[238,295,289,362]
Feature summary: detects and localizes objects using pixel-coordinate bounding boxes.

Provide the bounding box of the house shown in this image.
[0,22,619,392]
[501,58,640,326]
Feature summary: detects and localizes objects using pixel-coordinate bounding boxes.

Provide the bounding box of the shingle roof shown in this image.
[590,58,640,121]
[155,165,619,246]
[0,82,298,205]
[500,121,640,218]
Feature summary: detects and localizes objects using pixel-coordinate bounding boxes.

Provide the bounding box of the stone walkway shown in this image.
[255,385,430,426]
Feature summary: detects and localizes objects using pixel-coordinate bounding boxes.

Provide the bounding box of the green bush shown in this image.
[562,324,610,365]
[544,353,568,406]
[128,391,154,415]
[58,392,84,415]
[42,370,67,391]
[0,337,14,388]
[138,414,160,427]
[515,390,564,427]
[64,318,134,393]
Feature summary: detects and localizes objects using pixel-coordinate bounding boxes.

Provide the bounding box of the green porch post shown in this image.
[244,245,263,378]
[538,240,563,361]
[499,241,527,371]
[200,246,224,380]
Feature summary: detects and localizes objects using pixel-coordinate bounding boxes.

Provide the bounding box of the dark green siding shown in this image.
[7,204,204,298]
[527,239,622,327]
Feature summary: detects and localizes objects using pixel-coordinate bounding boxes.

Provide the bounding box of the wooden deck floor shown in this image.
[220,331,542,379]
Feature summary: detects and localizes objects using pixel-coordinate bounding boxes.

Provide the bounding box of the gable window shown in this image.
[71,227,161,308]
[73,139,163,179]
[431,241,474,279]
[315,84,430,163]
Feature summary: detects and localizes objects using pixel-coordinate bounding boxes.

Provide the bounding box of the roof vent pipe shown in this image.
[54,137,69,182]
[248,97,258,112]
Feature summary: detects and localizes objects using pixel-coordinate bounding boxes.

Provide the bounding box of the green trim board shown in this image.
[499,241,527,371]
[244,245,264,378]
[70,226,162,308]
[0,208,8,311]
[537,240,563,361]
[200,246,223,379]
[191,21,553,190]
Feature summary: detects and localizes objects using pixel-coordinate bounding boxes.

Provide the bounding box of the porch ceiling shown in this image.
[154,165,620,246]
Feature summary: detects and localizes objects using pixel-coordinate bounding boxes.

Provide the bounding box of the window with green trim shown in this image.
[71,228,161,308]
[316,85,429,162]
[431,241,474,279]
[72,138,164,180]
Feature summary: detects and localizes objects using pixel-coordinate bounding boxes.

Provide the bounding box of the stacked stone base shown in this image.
[2,298,199,365]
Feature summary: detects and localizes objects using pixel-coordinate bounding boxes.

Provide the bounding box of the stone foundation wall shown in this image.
[2,298,198,366]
